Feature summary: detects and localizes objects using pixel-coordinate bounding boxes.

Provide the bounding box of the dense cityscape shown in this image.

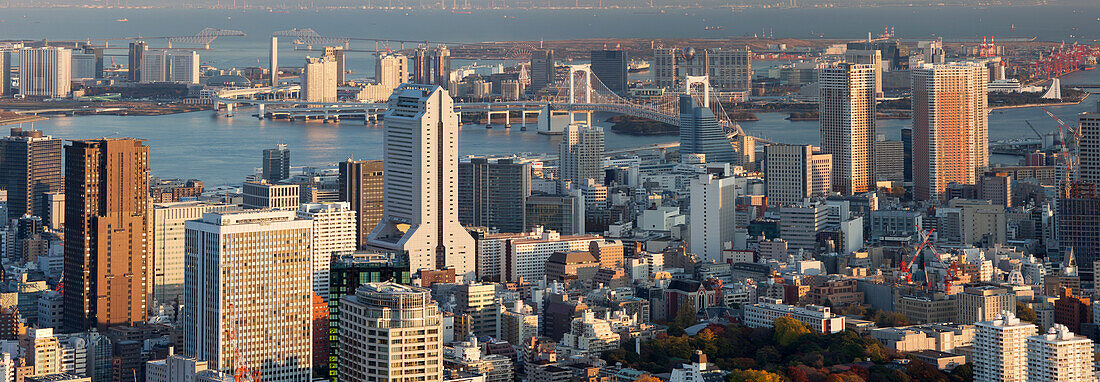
[0,3,1099,382]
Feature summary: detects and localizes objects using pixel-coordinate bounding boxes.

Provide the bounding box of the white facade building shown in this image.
[689,174,739,263]
[140,50,200,84]
[301,55,338,102]
[818,63,876,195]
[366,84,476,280]
[146,354,210,382]
[973,310,1036,382]
[743,298,845,333]
[504,229,601,282]
[297,202,357,300]
[339,283,443,382]
[18,47,71,97]
[183,210,313,382]
[1026,324,1094,382]
[559,124,605,189]
[150,201,237,308]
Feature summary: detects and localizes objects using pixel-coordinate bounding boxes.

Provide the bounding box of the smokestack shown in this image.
[270,37,279,87]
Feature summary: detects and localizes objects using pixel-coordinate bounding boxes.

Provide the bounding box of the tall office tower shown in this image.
[376,52,408,90]
[1,50,12,96]
[183,210,313,381]
[262,143,291,182]
[874,137,905,181]
[150,201,237,308]
[689,174,739,263]
[301,56,338,102]
[912,62,989,201]
[140,50,200,84]
[270,37,279,86]
[973,311,1036,382]
[559,124,605,188]
[1058,197,1100,283]
[589,50,628,94]
[1078,103,1100,185]
[708,49,753,91]
[327,252,411,381]
[128,41,147,82]
[0,128,63,220]
[456,283,499,337]
[763,144,832,206]
[901,126,913,182]
[413,45,451,89]
[338,283,442,382]
[62,138,149,332]
[71,52,98,80]
[818,63,876,195]
[458,157,532,233]
[679,94,735,164]
[339,160,384,248]
[297,202,357,301]
[18,47,71,98]
[843,50,883,98]
[365,84,477,279]
[322,46,346,85]
[242,181,300,209]
[530,49,555,92]
[1026,324,1094,382]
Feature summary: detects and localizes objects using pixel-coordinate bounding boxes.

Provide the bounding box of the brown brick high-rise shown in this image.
[338,159,383,248]
[63,138,150,332]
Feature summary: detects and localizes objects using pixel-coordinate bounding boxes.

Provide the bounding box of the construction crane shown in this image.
[227,302,260,382]
[1042,107,1083,190]
[916,228,959,292]
[899,228,934,286]
[1024,120,1043,140]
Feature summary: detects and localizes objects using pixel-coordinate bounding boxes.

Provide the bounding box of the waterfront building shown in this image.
[912,62,989,201]
[301,55,338,102]
[0,128,62,220]
[376,52,409,90]
[140,50,200,84]
[818,63,876,195]
[590,50,628,93]
[678,94,735,164]
[18,47,71,98]
[653,48,751,91]
[183,210,313,381]
[530,49,555,92]
[262,143,291,182]
[62,138,149,332]
[128,41,147,82]
[365,84,476,279]
[413,44,451,89]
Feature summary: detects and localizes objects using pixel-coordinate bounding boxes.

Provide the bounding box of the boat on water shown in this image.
[1084,65,1096,71]
[628,60,650,72]
[705,26,724,31]
[451,10,472,14]
[115,18,128,22]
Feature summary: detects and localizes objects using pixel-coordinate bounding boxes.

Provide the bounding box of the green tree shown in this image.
[1016,302,1037,323]
[773,316,811,346]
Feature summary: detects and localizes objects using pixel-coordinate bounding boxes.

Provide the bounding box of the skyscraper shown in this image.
[326,252,411,381]
[63,138,149,332]
[339,160,384,248]
[0,128,62,220]
[262,143,291,182]
[128,41,147,82]
[589,50,628,94]
[297,202,357,301]
[818,63,876,195]
[530,49,555,92]
[139,50,200,84]
[679,94,735,164]
[338,283,442,382]
[413,45,451,89]
[973,311,1036,382]
[0,50,12,96]
[18,47,71,98]
[901,126,914,182]
[150,201,237,309]
[301,56,338,102]
[690,174,739,263]
[763,144,832,206]
[376,52,408,90]
[365,84,476,279]
[843,49,883,98]
[912,62,989,201]
[559,124,605,188]
[1078,102,1100,185]
[183,210,313,381]
[322,46,346,86]
[458,157,532,233]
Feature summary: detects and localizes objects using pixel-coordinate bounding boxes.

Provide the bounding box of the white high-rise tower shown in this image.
[366,84,476,279]
[973,310,1036,382]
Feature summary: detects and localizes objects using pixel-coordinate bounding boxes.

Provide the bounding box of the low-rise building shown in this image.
[743,298,845,333]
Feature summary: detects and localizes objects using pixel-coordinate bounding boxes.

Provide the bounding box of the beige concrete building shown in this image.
[297,202,357,300]
[338,283,442,382]
[818,63,876,195]
[1026,324,1094,382]
[150,201,238,308]
[242,181,300,210]
[301,55,338,102]
[958,286,1016,325]
[974,311,1035,382]
[763,144,832,206]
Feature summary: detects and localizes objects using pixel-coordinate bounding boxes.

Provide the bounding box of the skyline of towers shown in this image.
[62,138,150,332]
[0,128,63,221]
[413,44,452,90]
[365,84,476,279]
[818,62,876,196]
[183,209,313,381]
[912,62,989,201]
